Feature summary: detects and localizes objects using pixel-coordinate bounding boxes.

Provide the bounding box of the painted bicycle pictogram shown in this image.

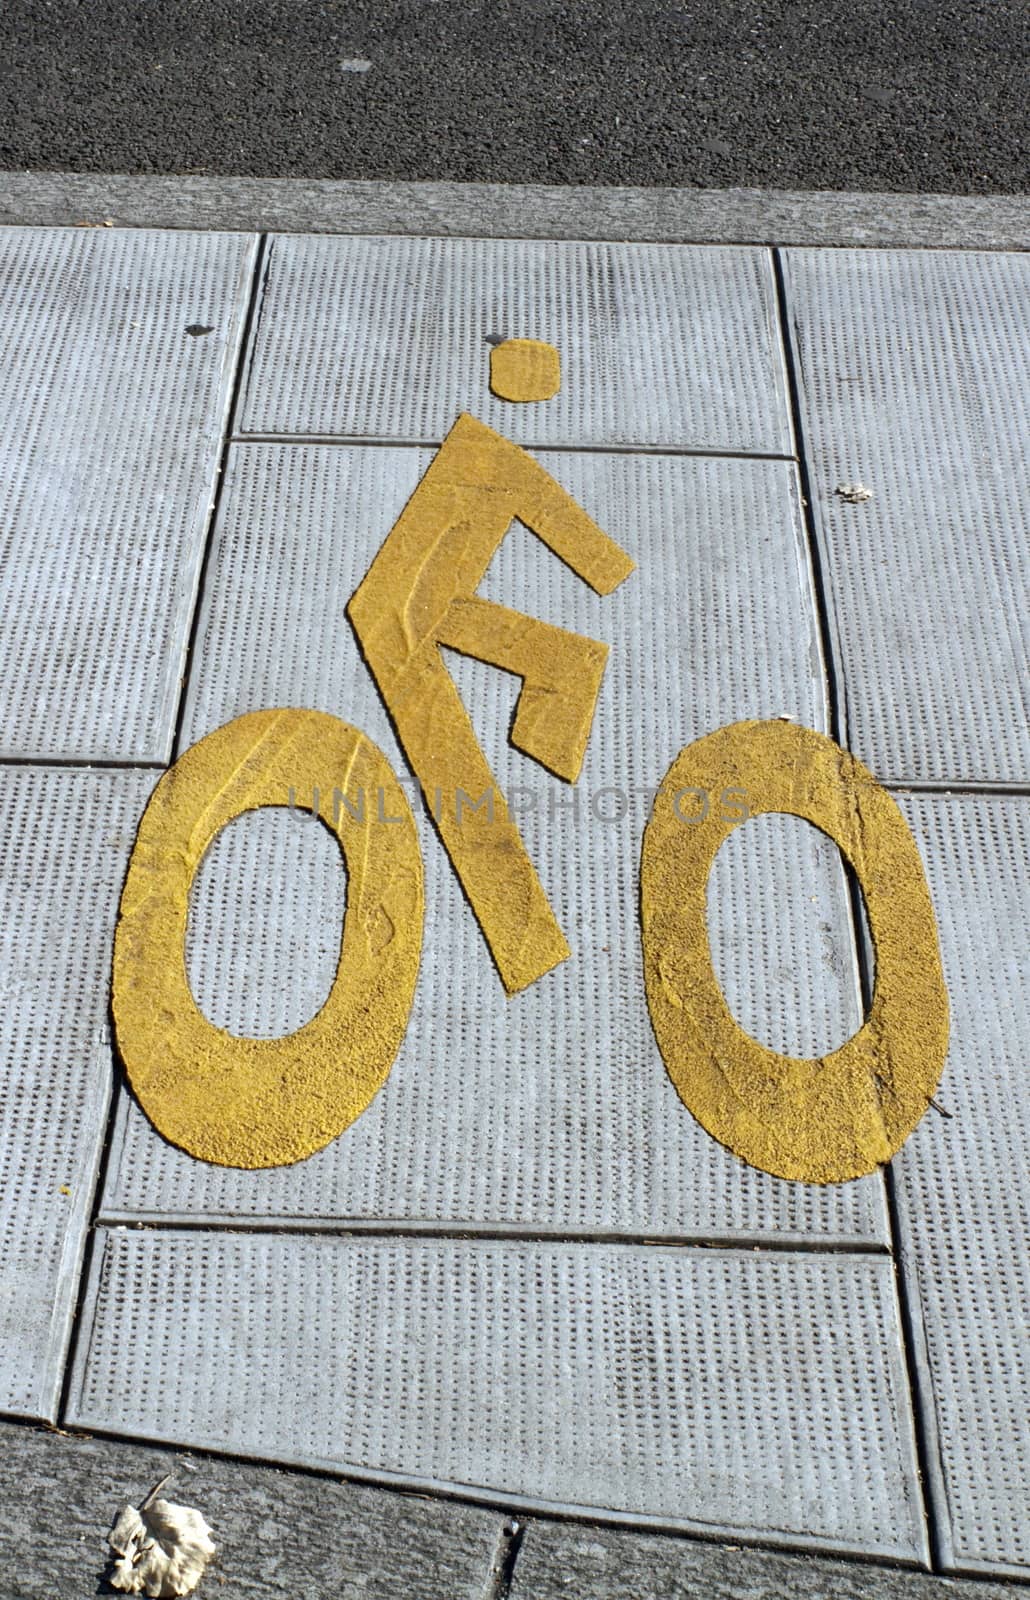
[113,340,949,1183]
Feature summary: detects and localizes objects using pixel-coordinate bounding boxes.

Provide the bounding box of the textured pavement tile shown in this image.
[100,442,888,1245]
[4,226,1027,1591]
[781,247,1030,786]
[237,235,793,452]
[0,226,256,761]
[510,1521,1019,1599]
[892,796,1030,1578]
[67,1233,924,1561]
[0,767,156,1422]
[0,1419,502,1600]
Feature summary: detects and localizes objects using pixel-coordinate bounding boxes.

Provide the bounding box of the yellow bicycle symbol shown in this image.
[112,340,949,1183]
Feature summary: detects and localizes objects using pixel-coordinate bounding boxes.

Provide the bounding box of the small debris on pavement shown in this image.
[107,1474,216,1597]
[834,481,873,503]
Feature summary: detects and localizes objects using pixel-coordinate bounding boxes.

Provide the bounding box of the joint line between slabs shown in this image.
[92,1214,891,1256]
[170,233,270,765]
[481,1516,526,1600]
[885,781,1030,797]
[771,244,947,1569]
[769,249,844,749]
[230,432,798,462]
[0,755,169,772]
[53,236,272,1432]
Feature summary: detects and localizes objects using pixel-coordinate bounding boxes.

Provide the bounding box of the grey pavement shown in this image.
[0,185,1028,1596]
[0,1419,507,1600]
[2,1418,1021,1600]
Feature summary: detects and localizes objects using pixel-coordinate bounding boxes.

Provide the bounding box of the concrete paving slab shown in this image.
[510,1520,1020,1600]
[99,442,887,1246]
[237,235,792,453]
[0,226,256,762]
[891,795,1030,1579]
[66,1231,925,1562]
[0,1419,504,1600]
[0,207,1027,1589]
[782,248,1030,787]
[0,767,156,1421]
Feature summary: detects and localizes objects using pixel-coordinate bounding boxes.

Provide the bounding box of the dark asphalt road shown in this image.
[1,0,1026,194]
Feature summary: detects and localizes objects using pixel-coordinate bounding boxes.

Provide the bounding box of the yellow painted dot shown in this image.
[489,339,561,403]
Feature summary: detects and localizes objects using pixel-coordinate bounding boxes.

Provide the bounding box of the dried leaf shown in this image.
[108,1486,216,1598]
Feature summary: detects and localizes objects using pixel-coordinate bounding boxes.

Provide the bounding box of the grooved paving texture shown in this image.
[188,807,348,1039]
[892,796,1030,1578]
[238,235,792,452]
[68,1230,925,1560]
[0,767,156,1420]
[102,443,889,1245]
[0,226,256,761]
[781,248,1030,786]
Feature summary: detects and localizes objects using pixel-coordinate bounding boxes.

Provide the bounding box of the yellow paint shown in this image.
[112,708,423,1169]
[436,598,608,782]
[640,720,949,1183]
[348,411,635,994]
[489,338,561,402]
